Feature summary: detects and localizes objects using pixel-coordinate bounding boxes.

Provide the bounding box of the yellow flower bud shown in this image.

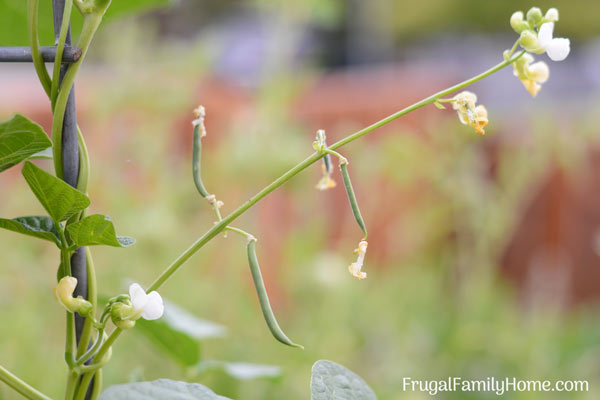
[510,11,530,34]
[54,277,93,317]
[519,30,543,54]
[526,7,543,26]
[452,91,488,135]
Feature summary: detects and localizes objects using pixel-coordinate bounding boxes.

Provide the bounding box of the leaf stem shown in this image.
[0,365,52,400]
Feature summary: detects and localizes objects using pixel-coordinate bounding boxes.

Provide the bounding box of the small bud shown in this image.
[519,30,543,53]
[192,105,207,137]
[526,7,543,26]
[110,302,136,330]
[471,105,488,135]
[510,11,530,34]
[54,277,93,317]
[544,8,559,23]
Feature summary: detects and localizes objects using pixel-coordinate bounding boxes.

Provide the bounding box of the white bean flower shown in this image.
[537,22,570,61]
[129,283,164,320]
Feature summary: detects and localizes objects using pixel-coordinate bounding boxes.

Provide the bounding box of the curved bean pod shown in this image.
[192,124,210,198]
[246,239,303,349]
[340,163,367,238]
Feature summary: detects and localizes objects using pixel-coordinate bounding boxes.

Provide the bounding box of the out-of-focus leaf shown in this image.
[136,301,227,367]
[66,214,135,247]
[0,0,173,46]
[21,161,90,222]
[195,360,282,381]
[311,360,377,400]
[28,148,53,160]
[0,216,60,245]
[98,379,231,400]
[0,114,51,173]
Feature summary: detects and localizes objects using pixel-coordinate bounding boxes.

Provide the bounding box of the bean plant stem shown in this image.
[147,50,525,294]
[0,365,53,400]
[51,0,73,107]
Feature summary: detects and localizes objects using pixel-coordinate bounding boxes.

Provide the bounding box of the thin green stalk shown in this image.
[225,226,255,240]
[51,0,74,108]
[147,51,525,294]
[52,14,102,179]
[75,329,120,399]
[329,51,526,151]
[65,371,78,400]
[76,249,97,359]
[26,0,51,97]
[89,369,102,400]
[0,365,52,400]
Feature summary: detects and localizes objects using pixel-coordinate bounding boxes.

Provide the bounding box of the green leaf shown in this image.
[98,379,231,400]
[0,0,173,46]
[66,214,135,247]
[0,216,60,245]
[433,101,446,110]
[195,361,282,381]
[311,360,377,400]
[136,301,227,367]
[0,114,52,173]
[21,161,90,222]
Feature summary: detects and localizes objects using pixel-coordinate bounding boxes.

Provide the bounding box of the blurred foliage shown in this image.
[0,0,172,46]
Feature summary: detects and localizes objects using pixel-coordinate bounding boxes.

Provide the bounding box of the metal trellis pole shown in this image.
[0,2,91,399]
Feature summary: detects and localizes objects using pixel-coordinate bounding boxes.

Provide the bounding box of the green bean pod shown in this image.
[246,239,303,349]
[322,153,333,174]
[192,124,210,198]
[340,163,367,238]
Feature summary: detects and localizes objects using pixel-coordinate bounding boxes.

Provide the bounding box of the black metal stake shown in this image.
[0,2,91,399]
[51,1,92,399]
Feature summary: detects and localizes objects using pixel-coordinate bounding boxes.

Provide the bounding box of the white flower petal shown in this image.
[141,291,164,320]
[538,22,554,47]
[129,283,148,311]
[546,38,570,61]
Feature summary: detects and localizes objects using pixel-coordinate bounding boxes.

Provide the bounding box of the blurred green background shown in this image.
[2,1,600,399]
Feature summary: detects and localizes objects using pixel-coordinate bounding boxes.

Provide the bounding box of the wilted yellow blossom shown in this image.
[348,240,368,280]
[315,163,336,191]
[452,91,489,135]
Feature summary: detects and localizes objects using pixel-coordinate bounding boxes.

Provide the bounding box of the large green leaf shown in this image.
[21,161,90,222]
[98,379,231,400]
[0,114,51,173]
[0,0,172,46]
[136,301,227,367]
[66,214,135,247]
[311,360,377,400]
[0,216,60,245]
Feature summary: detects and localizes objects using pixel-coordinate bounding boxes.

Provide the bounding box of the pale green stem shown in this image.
[146,51,525,294]
[51,0,73,108]
[26,0,52,97]
[0,365,52,400]
[64,371,78,400]
[225,226,255,240]
[75,329,120,399]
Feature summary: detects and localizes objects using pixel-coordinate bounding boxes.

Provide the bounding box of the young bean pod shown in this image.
[340,162,367,238]
[192,124,210,198]
[246,239,303,349]
[322,152,333,175]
